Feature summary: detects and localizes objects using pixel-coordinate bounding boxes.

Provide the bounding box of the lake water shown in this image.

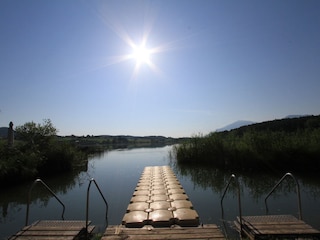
[1,145,320,239]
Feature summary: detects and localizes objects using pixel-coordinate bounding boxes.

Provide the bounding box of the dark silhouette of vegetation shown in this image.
[173,115,320,173]
[58,135,186,150]
[0,119,87,186]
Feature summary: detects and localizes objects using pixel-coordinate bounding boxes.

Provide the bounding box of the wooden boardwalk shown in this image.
[8,220,95,240]
[235,215,320,240]
[101,224,225,240]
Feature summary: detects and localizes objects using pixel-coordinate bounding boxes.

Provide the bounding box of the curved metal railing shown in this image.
[25,178,65,226]
[220,174,243,234]
[265,172,302,220]
[86,178,108,233]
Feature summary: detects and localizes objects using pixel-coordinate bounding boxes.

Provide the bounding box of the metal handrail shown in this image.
[86,178,108,234]
[220,174,243,235]
[26,178,65,225]
[265,172,302,220]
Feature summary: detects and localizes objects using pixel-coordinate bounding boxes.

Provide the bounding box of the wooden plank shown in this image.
[245,223,318,232]
[102,224,225,240]
[236,215,320,239]
[9,237,74,240]
[234,220,255,240]
[241,214,298,222]
[11,230,81,236]
[9,229,76,240]
[33,220,90,227]
[105,225,224,234]
[21,226,87,231]
[102,233,225,239]
[9,220,95,240]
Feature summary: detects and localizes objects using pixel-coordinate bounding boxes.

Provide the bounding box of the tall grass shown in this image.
[173,127,320,173]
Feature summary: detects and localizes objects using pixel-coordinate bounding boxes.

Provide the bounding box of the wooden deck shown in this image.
[8,220,95,240]
[235,215,320,240]
[101,224,226,240]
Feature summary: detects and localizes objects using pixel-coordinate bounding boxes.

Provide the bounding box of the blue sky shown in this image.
[1,0,319,137]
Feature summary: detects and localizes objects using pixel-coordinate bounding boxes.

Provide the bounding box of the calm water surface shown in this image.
[1,146,320,239]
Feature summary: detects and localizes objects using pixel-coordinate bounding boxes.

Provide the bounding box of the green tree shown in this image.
[0,119,87,186]
[15,119,57,148]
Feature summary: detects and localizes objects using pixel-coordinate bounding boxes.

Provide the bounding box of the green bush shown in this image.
[0,120,87,186]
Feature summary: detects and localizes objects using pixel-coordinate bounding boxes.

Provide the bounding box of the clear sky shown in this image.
[1,0,319,137]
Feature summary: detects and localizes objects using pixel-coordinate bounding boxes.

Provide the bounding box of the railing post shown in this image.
[86,178,108,235]
[265,172,302,220]
[86,179,94,234]
[220,174,242,235]
[25,178,65,226]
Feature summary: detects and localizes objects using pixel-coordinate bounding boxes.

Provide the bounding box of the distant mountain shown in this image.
[284,114,310,119]
[216,120,255,132]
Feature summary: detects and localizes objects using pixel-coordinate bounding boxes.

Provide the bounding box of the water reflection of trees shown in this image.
[172,162,320,201]
[0,165,87,221]
[173,162,232,193]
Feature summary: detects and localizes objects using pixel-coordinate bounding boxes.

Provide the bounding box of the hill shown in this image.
[231,115,320,134]
[216,115,314,132]
[216,120,255,132]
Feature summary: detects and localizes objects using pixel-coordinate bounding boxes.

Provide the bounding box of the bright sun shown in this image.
[98,7,177,78]
[103,23,169,77]
[131,44,151,65]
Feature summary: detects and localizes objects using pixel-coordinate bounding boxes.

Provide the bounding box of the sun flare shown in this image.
[95,5,184,78]
[100,14,175,78]
[132,44,151,65]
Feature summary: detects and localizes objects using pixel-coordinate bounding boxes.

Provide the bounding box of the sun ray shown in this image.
[94,4,191,78]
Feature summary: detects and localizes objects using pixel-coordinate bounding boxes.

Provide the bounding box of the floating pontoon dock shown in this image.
[101,165,225,239]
